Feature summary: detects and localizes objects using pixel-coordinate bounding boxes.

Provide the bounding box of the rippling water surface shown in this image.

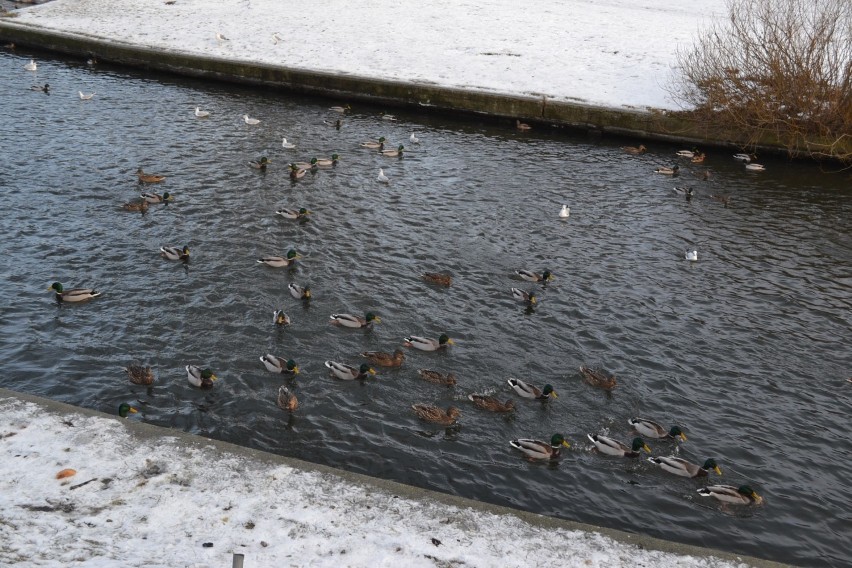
[1,50,850,567]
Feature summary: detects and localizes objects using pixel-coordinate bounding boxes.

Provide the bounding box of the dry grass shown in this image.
[671,0,851,164]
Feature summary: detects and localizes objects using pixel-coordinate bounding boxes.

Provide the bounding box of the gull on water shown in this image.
[686,250,698,262]
[79,91,95,100]
[377,168,389,184]
[194,107,210,118]
[559,205,570,218]
[282,138,296,149]
[409,132,420,144]
[243,114,260,125]
[24,59,37,71]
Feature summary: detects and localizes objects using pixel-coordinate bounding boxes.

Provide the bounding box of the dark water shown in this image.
[1,49,850,567]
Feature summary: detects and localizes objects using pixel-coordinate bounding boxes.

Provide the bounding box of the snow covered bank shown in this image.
[7,0,726,111]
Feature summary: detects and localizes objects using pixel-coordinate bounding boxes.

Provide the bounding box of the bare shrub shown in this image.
[672,0,851,163]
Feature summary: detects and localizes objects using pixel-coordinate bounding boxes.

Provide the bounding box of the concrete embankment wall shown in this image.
[0,18,818,156]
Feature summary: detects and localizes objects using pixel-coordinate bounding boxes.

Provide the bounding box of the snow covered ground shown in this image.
[0,395,758,567]
[8,0,728,110]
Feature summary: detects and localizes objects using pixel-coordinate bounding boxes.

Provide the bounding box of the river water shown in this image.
[1,49,850,567]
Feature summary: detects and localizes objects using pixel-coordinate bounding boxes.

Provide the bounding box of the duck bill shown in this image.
[368,368,377,376]
[752,492,763,504]
[642,444,652,453]
[129,407,138,414]
[210,375,218,381]
[446,339,455,345]
[714,466,722,476]
[373,316,382,323]
[679,433,688,442]
[292,367,300,375]
[550,391,558,398]
[561,440,571,448]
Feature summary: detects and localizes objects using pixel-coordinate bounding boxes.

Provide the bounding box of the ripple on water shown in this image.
[1,52,851,566]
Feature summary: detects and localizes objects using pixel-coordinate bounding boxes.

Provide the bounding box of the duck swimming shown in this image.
[330,312,380,328]
[411,404,460,426]
[697,484,762,505]
[510,434,569,460]
[648,456,721,478]
[404,334,453,351]
[257,249,301,268]
[507,378,556,400]
[325,361,376,380]
[260,354,299,375]
[587,434,651,457]
[360,349,405,367]
[49,282,101,303]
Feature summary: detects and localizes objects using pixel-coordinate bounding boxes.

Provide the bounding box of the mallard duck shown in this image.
[691,152,706,163]
[588,434,651,457]
[510,434,570,460]
[325,361,376,380]
[24,59,37,71]
[289,164,307,179]
[273,310,291,326]
[622,144,646,154]
[468,394,515,413]
[49,282,101,303]
[404,334,453,351]
[745,163,766,171]
[516,119,532,131]
[118,403,138,418]
[194,106,210,118]
[282,137,296,149]
[288,283,311,300]
[654,165,680,175]
[330,104,351,113]
[648,456,721,478]
[243,114,260,125]
[257,249,301,267]
[276,386,298,411]
[733,153,754,163]
[314,154,339,167]
[380,144,404,157]
[697,484,762,505]
[672,186,694,200]
[31,83,50,94]
[330,312,380,328]
[559,205,570,218]
[136,168,165,183]
[686,250,698,262]
[249,156,270,170]
[411,404,460,426]
[409,132,420,144]
[122,199,149,213]
[160,245,190,261]
[276,207,311,220]
[186,365,216,388]
[324,119,342,129]
[418,369,457,386]
[516,269,553,283]
[260,354,299,375]
[676,149,697,158]
[293,158,318,170]
[507,378,557,399]
[422,272,452,286]
[142,191,174,204]
[360,136,386,149]
[578,366,617,390]
[377,168,389,184]
[79,91,95,100]
[510,287,537,305]
[123,364,154,385]
[360,349,405,367]
[628,418,687,441]
[710,194,732,207]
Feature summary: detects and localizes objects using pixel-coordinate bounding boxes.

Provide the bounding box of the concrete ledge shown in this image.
[0,387,792,567]
[1,17,837,158]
